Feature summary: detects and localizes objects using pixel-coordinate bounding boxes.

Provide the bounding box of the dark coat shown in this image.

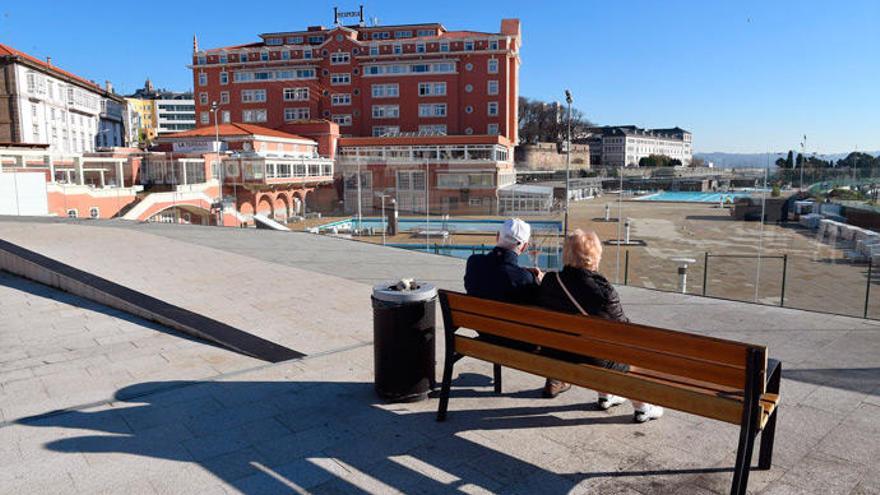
[464,247,538,304]
[537,265,629,323]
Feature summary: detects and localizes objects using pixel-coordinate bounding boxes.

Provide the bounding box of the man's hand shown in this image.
[526,267,544,283]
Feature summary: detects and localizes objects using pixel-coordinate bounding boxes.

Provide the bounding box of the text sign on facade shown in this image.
[333,5,364,24]
[172,140,227,153]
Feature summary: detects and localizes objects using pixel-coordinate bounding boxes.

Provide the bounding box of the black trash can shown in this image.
[372,281,437,402]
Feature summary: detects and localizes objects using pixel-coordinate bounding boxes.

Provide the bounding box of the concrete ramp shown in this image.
[253,214,291,231]
[0,238,303,362]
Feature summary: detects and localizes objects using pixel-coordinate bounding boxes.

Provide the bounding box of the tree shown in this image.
[638,154,677,167]
[517,96,593,144]
[786,150,794,168]
[838,152,880,169]
[775,157,787,168]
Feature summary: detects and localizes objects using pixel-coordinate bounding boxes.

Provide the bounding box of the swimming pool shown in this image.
[388,243,562,270]
[635,191,755,203]
[317,217,563,233]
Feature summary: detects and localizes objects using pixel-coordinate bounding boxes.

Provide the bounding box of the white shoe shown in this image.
[634,404,664,423]
[597,393,626,410]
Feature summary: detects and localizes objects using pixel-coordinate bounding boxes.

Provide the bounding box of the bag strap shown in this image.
[555,271,589,316]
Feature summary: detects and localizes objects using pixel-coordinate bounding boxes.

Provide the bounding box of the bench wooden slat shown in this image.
[455,335,745,425]
[453,310,748,389]
[444,291,755,368]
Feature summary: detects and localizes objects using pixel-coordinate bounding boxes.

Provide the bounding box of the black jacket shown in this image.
[464,247,538,304]
[537,266,629,323]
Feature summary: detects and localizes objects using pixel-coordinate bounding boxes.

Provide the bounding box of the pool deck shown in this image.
[1,217,879,494]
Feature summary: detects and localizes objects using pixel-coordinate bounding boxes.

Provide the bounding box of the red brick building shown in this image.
[191,18,521,143]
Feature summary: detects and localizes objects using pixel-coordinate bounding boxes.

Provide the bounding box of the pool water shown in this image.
[388,243,562,271]
[635,191,755,203]
[318,217,563,233]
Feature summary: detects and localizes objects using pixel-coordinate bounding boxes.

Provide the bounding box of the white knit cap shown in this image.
[499,218,531,248]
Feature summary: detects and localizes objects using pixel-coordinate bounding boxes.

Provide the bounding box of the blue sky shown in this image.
[1,0,877,153]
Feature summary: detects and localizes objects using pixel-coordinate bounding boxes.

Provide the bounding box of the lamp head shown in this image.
[564,89,573,104]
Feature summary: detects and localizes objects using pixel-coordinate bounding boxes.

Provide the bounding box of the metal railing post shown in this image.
[780,254,788,307]
[702,251,709,296]
[865,262,873,319]
[624,250,630,285]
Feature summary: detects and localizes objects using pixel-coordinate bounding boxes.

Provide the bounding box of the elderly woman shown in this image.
[537,229,663,423]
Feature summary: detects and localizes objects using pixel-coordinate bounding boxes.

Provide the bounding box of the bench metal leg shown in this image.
[759,361,782,470]
[493,364,502,394]
[731,423,758,495]
[436,353,458,422]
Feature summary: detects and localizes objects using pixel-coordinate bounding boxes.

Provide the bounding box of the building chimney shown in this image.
[46,56,52,66]
[105,80,114,93]
[193,34,199,55]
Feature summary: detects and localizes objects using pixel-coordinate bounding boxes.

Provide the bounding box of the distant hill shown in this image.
[694,151,880,168]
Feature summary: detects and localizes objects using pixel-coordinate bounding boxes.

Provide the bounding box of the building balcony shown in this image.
[222,156,334,186]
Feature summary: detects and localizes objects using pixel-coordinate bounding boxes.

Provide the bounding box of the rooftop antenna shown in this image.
[371,16,380,26]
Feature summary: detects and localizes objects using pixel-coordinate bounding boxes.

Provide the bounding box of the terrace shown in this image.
[0,218,877,494]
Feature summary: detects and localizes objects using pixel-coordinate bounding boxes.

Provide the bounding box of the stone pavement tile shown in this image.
[230,458,338,495]
[757,482,815,495]
[185,401,283,437]
[815,422,880,467]
[199,446,272,484]
[761,403,844,470]
[502,468,583,495]
[252,423,357,467]
[773,452,868,495]
[117,395,225,432]
[146,465,231,495]
[305,456,409,495]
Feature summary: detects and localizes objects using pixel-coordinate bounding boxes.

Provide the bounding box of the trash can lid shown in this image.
[373,279,437,303]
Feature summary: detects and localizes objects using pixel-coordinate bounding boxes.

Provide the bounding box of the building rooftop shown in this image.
[0,217,877,494]
[0,43,101,92]
[161,123,311,142]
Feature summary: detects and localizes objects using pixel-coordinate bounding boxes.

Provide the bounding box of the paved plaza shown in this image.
[1,218,879,494]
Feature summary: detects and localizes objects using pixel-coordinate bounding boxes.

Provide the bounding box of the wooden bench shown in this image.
[436,290,781,495]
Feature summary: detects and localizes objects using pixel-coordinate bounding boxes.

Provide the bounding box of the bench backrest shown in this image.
[439,290,767,393]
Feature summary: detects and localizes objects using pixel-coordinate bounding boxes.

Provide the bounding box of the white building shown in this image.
[0,43,126,152]
[155,98,196,135]
[596,126,692,167]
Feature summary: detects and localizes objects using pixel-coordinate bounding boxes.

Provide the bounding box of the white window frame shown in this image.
[331,93,352,106]
[284,107,310,121]
[418,103,447,118]
[200,111,210,124]
[241,89,267,103]
[330,52,351,65]
[332,114,352,126]
[198,72,207,86]
[242,109,267,123]
[372,126,400,137]
[89,207,100,219]
[487,80,499,95]
[220,71,228,85]
[487,123,499,135]
[488,59,499,74]
[487,102,499,117]
[283,87,309,101]
[371,83,399,98]
[372,105,400,119]
[418,82,446,97]
[220,91,230,104]
[330,73,351,85]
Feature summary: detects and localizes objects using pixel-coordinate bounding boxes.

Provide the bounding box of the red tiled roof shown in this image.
[338,134,510,147]
[163,123,312,141]
[0,43,101,91]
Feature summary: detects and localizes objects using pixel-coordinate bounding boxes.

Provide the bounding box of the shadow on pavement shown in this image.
[16,374,738,493]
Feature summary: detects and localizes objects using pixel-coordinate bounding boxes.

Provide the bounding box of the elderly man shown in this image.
[463,218,571,398]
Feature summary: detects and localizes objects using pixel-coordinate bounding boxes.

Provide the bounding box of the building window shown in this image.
[417,29,434,37]
[284,87,309,101]
[488,59,499,74]
[465,105,473,114]
[198,72,207,86]
[266,38,283,46]
[308,35,324,44]
[282,50,290,60]
[331,93,351,106]
[418,103,447,118]
[372,126,400,136]
[419,124,447,135]
[261,51,269,61]
[372,105,400,119]
[439,42,449,52]
[284,107,310,121]
[330,52,351,64]
[465,127,473,135]
[418,82,446,96]
[199,92,208,105]
[394,30,412,38]
[241,89,267,103]
[464,41,474,51]
[369,45,379,56]
[393,44,402,54]
[331,114,352,126]
[416,43,426,53]
[487,80,499,95]
[220,91,230,104]
[487,102,499,116]
[200,111,210,124]
[89,207,100,219]
[288,36,303,44]
[465,63,473,71]
[220,72,228,84]
[487,123,499,135]
[490,40,499,50]
[242,109,267,122]
[219,54,228,64]
[303,49,312,59]
[371,83,399,98]
[465,84,473,93]
[330,73,351,85]
[197,55,206,65]
[67,209,78,218]
[222,110,231,123]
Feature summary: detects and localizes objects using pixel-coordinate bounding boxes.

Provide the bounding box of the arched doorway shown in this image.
[274,193,290,222]
[256,194,274,218]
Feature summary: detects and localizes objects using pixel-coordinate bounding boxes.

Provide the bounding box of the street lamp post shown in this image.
[210,101,224,226]
[564,89,573,237]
